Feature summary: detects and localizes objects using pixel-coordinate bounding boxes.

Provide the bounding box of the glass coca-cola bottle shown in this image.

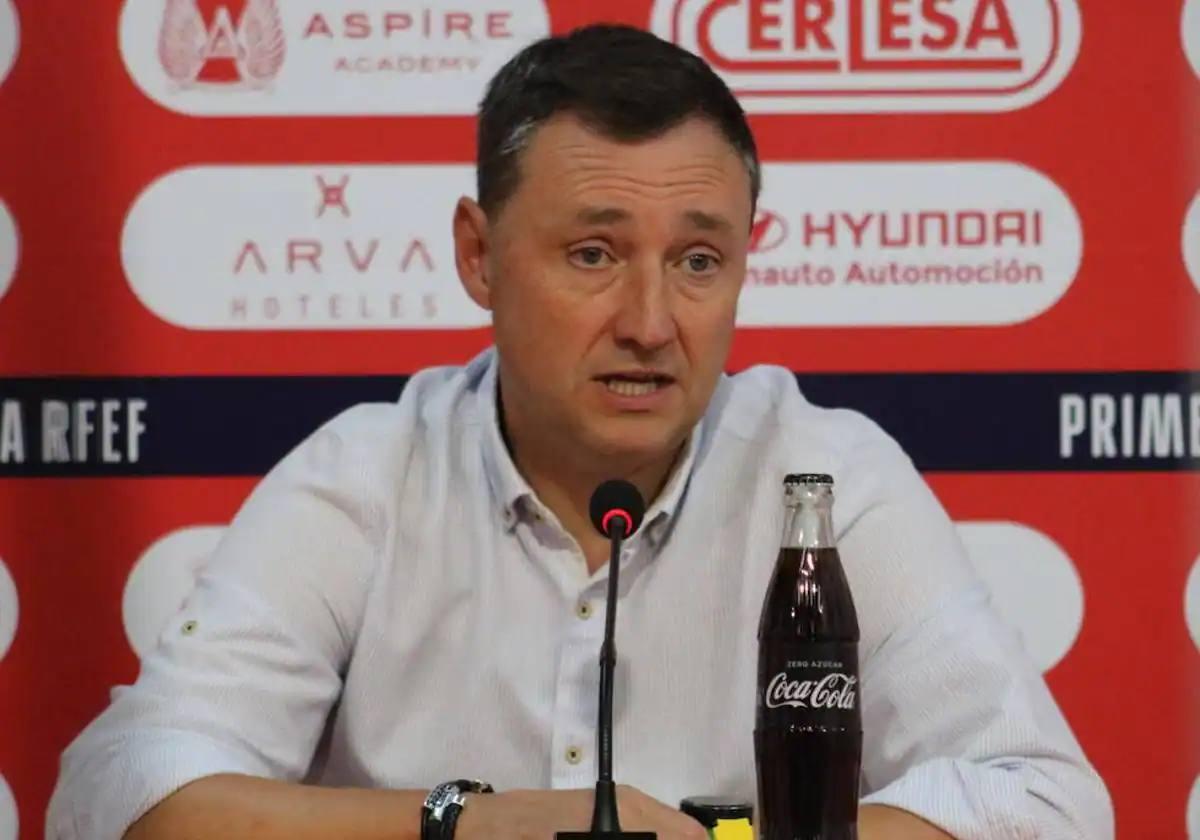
[755,473,862,840]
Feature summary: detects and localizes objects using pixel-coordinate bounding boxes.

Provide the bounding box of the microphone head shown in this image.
[589,479,646,538]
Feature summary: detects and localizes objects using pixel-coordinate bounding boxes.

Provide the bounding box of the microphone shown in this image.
[588,478,645,543]
[556,480,655,840]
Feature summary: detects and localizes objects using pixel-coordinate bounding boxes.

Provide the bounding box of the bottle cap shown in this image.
[678,795,754,827]
[784,473,833,486]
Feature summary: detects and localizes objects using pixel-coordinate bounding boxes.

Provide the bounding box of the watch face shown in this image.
[427,783,457,818]
[426,779,492,824]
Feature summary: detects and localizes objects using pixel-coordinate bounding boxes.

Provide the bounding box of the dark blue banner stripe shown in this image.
[0,371,1197,476]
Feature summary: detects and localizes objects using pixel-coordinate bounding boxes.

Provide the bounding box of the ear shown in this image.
[453,196,493,311]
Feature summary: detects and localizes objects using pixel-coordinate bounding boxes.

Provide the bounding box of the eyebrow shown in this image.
[684,209,734,233]
[572,206,734,232]
[575,206,631,225]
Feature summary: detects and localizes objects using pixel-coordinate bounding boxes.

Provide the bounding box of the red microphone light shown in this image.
[589,480,646,538]
[600,509,633,537]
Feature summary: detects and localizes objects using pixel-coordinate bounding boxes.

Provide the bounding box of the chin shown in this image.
[584,417,685,463]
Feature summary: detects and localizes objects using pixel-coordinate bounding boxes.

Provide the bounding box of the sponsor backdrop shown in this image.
[0,0,1197,836]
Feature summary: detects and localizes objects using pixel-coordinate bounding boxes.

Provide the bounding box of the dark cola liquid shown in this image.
[756,546,862,840]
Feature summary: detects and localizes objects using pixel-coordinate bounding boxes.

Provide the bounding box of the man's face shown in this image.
[467,113,752,464]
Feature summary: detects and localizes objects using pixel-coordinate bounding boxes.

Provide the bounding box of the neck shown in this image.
[497,385,685,573]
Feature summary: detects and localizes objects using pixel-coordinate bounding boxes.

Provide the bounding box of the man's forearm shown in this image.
[123,774,427,840]
[859,804,955,839]
[122,777,956,840]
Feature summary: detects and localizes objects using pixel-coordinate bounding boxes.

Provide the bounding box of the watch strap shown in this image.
[420,801,435,840]
[441,799,463,839]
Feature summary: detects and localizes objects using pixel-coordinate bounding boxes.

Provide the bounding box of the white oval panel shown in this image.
[0,773,15,840]
[0,199,18,305]
[1181,191,1200,298]
[119,0,549,116]
[0,0,17,88]
[1189,774,1200,839]
[123,525,225,658]
[0,557,16,663]
[121,165,490,330]
[651,0,1081,113]
[1186,553,1200,653]
[1184,0,1200,81]
[739,161,1082,326]
[956,521,1083,672]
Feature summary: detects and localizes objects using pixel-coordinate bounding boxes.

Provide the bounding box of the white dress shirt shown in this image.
[47,347,1113,840]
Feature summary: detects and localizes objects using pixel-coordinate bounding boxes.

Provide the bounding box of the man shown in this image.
[48,24,1113,840]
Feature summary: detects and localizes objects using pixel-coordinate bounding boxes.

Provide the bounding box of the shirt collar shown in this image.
[477,349,537,531]
[475,347,703,543]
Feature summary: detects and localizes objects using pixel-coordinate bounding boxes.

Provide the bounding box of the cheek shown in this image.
[679,298,738,372]
[492,269,601,372]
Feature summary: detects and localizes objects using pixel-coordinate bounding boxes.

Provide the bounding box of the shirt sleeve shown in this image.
[45,404,396,840]
[830,412,1114,840]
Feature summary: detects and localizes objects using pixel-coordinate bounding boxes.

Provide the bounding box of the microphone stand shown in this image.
[555,518,655,840]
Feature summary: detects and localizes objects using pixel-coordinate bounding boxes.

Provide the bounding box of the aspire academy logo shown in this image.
[158,0,285,89]
[120,0,550,114]
[650,0,1081,112]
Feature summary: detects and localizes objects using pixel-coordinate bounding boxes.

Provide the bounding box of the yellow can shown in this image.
[711,816,755,840]
[679,796,754,840]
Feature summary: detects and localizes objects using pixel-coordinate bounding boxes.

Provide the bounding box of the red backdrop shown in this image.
[0,1,1198,837]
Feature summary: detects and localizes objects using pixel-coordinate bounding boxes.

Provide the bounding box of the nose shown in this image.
[611,259,677,353]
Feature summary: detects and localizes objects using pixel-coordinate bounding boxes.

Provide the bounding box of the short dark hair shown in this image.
[476,23,761,218]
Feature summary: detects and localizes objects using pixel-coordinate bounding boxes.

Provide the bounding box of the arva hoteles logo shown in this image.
[158,0,284,89]
[650,0,1081,112]
[120,0,551,114]
[121,164,491,330]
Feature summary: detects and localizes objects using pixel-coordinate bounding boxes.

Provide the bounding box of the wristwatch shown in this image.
[420,778,494,840]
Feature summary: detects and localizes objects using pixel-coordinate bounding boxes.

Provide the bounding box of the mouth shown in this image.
[595,371,676,398]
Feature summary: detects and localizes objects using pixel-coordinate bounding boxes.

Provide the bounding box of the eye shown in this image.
[682,251,721,276]
[569,246,614,269]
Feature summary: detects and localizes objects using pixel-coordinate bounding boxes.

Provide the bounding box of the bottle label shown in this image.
[759,642,859,727]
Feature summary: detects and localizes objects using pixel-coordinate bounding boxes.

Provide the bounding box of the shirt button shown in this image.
[575,601,593,620]
[565,745,584,765]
